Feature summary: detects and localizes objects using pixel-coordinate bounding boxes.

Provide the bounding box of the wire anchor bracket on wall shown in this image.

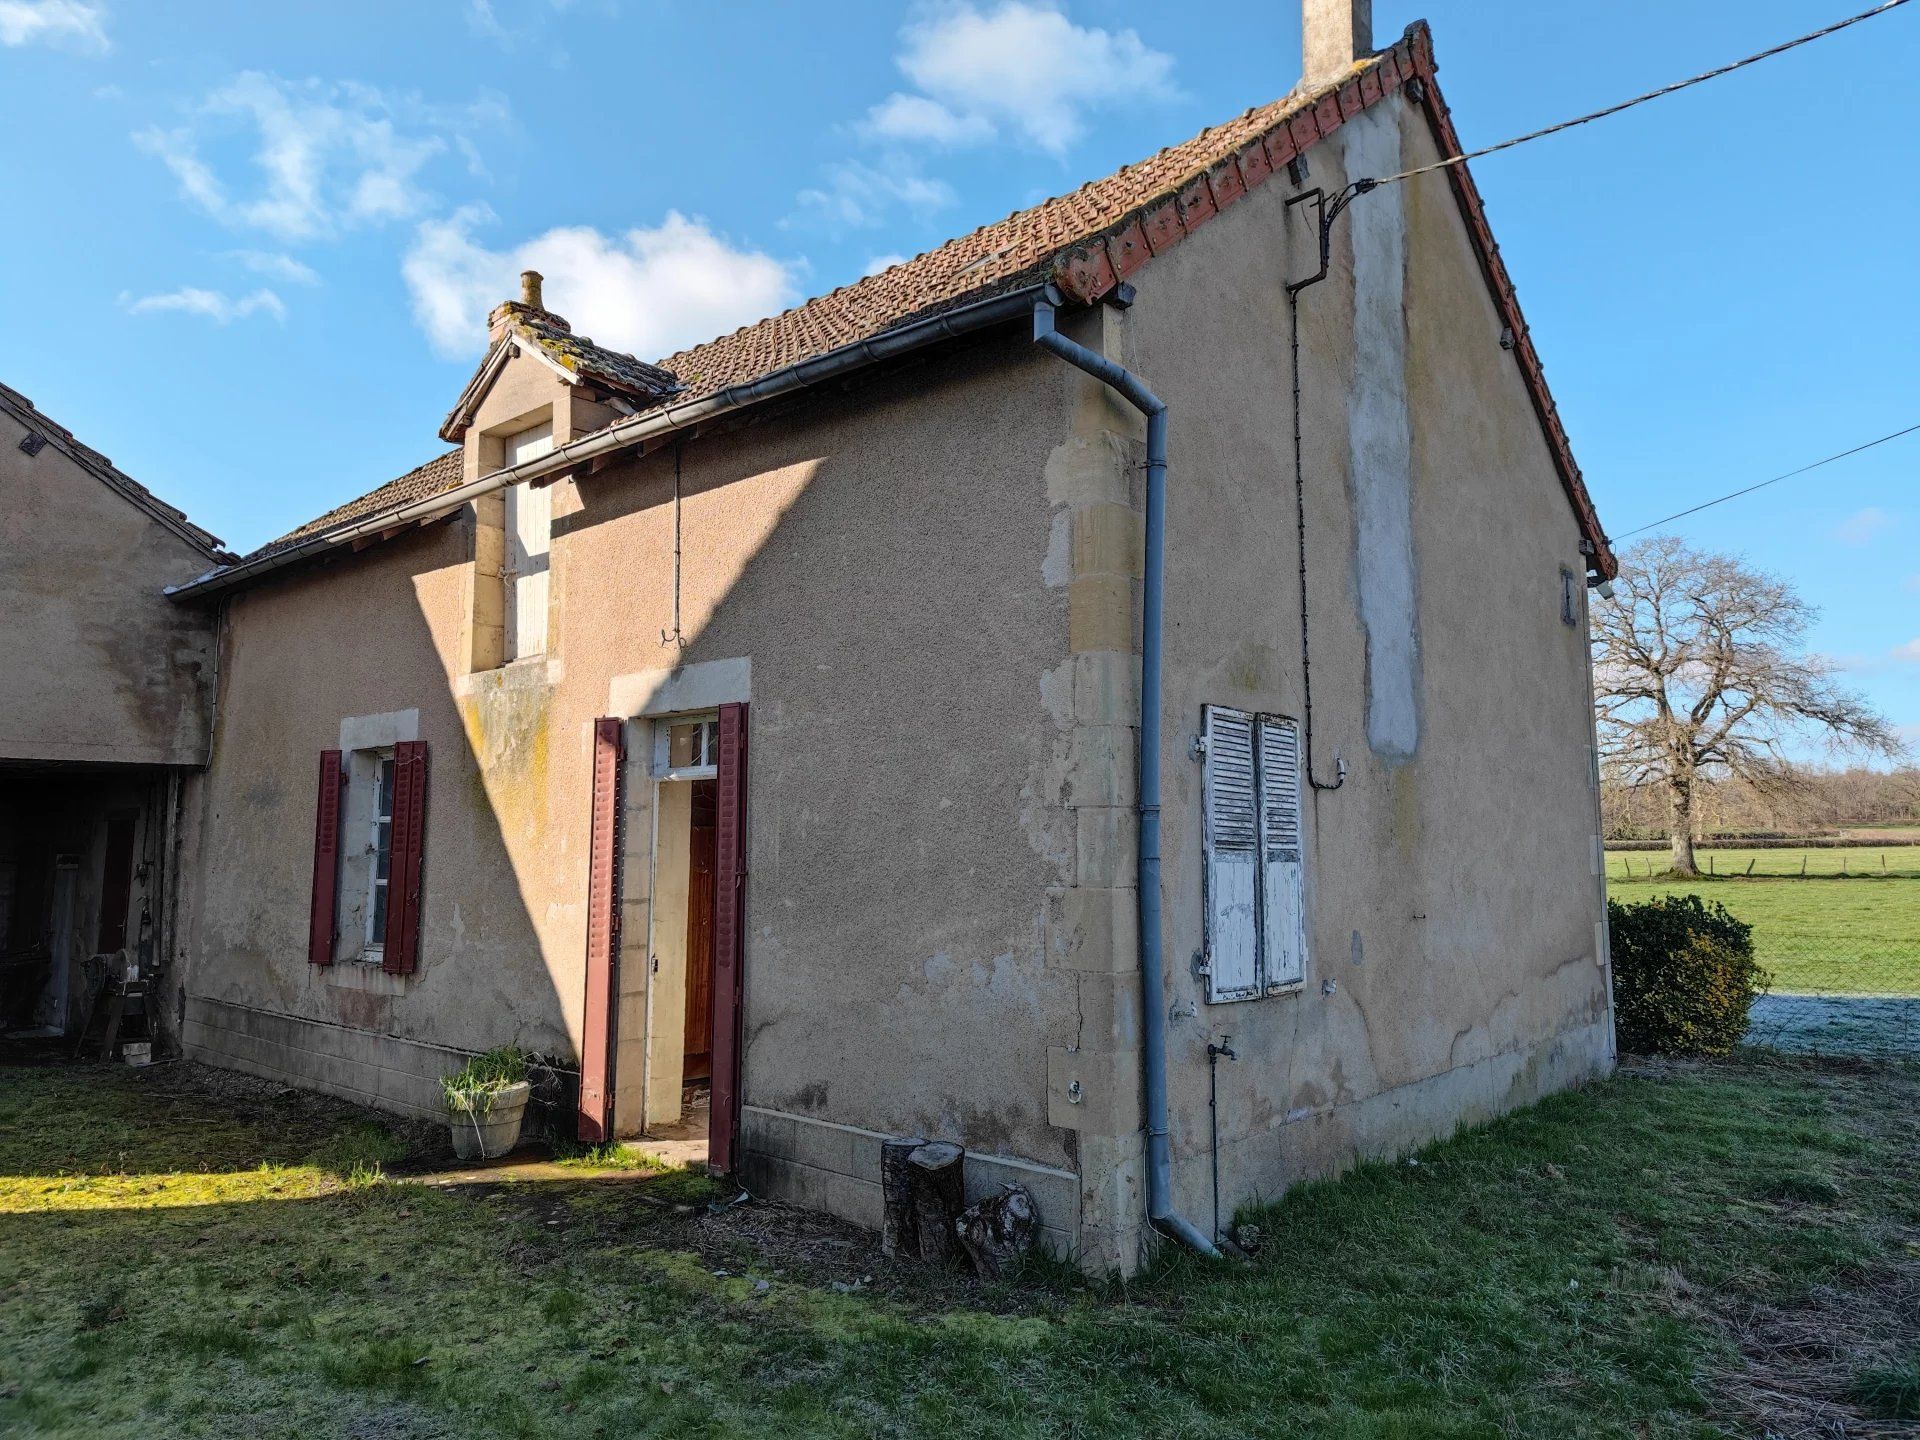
[1284,181,1377,296]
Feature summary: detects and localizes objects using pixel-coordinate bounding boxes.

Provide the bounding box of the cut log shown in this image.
[956,1183,1037,1279]
[907,1141,965,1267]
[880,1136,926,1259]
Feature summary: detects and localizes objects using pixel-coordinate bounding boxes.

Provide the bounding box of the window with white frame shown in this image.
[652,714,719,779]
[331,746,396,964]
[365,752,396,954]
[501,419,553,662]
[1200,705,1308,1002]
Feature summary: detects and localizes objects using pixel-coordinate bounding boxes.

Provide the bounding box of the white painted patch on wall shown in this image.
[607,656,751,718]
[1343,108,1421,762]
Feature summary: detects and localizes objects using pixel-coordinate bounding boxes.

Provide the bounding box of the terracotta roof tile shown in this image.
[241,23,1613,578]
[251,450,463,560]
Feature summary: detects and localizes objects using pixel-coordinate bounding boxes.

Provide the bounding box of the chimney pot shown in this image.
[520,269,544,310]
[1301,0,1371,90]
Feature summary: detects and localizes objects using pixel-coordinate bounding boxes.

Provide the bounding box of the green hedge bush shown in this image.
[1608,894,1766,1055]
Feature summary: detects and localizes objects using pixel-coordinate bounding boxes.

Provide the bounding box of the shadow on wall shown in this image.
[186,327,1068,1156]
[179,525,559,1112]
[551,328,1072,1158]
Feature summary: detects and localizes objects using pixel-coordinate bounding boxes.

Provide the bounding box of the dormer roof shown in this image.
[439,272,682,443]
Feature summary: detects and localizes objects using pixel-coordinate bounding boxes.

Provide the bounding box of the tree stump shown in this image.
[906,1142,965,1267]
[955,1183,1037,1279]
[880,1136,926,1259]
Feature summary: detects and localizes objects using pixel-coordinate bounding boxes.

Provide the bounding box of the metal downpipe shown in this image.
[1032,295,1219,1260]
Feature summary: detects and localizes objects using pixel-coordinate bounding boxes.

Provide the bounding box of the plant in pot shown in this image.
[441,1048,532,1161]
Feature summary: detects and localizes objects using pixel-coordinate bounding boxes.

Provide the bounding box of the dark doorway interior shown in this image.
[0,770,161,1039]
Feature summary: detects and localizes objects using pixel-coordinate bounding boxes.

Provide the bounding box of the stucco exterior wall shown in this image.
[0,405,218,767]
[1113,94,1611,1250]
[175,332,1100,1242]
[175,82,1611,1269]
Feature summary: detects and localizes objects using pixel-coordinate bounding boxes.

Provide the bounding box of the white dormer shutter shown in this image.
[1201,704,1260,1002]
[503,480,551,660]
[1256,715,1307,990]
[502,420,554,662]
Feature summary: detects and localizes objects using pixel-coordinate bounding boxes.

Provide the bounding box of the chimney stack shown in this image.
[488,268,570,344]
[1301,0,1371,91]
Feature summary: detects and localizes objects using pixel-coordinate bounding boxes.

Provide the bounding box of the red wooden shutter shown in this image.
[307,750,344,967]
[709,701,748,1174]
[381,740,429,975]
[578,717,624,1142]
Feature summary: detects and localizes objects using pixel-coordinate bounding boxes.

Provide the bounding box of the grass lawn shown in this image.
[4,1057,1919,1438]
[1607,846,1920,882]
[1606,866,1919,996]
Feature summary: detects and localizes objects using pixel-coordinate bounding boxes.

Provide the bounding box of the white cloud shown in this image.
[402,207,801,362]
[465,0,592,55]
[121,286,287,324]
[134,73,507,243]
[225,250,320,285]
[891,1,1176,155]
[0,1,108,53]
[794,160,956,230]
[1833,506,1895,545]
[864,253,909,276]
[798,3,1174,233]
[1894,639,1920,665]
[861,93,994,147]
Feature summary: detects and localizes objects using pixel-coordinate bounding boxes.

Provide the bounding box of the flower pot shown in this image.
[446,1079,531,1160]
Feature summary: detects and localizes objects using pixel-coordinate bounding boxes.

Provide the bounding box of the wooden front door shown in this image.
[683,780,717,1083]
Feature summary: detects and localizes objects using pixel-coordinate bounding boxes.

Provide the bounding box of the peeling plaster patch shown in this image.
[1038,659,1074,731]
[1043,430,1129,508]
[1042,509,1072,588]
[1344,107,1421,763]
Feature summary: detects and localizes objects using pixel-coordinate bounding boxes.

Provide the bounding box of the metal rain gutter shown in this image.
[168,281,1056,602]
[1031,295,1220,1261]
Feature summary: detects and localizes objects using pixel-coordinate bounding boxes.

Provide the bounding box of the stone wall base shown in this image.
[182,994,471,1119]
[737,1105,1081,1259]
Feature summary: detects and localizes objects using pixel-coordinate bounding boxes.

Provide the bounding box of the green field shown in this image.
[1607,849,1919,996]
[1607,845,1920,881]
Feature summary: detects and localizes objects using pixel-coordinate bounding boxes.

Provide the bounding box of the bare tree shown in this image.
[1592,537,1905,874]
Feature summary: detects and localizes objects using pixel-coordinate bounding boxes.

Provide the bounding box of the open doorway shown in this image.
[640,710,731,1167]
[588,702,743,1170]
[644,770,716,1160]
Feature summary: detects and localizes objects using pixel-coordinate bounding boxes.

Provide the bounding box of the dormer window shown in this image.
[503,419,552,468]
[502,420,553,662]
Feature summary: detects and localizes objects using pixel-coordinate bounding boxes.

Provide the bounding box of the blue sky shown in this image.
[1,0,1914,749]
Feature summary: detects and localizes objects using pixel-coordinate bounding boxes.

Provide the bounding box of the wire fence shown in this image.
[1606,846,1920,1059]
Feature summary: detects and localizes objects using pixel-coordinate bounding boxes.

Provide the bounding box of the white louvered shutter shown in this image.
[502,421,554,661]
[1201,704,1260,1002]
[1256,715,1307,990]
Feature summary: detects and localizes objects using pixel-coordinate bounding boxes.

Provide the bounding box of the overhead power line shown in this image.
[1369,0,1912,188]
[1616,422,1920,539]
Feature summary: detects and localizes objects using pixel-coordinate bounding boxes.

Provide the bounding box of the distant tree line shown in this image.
[1601,765,1920,842]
